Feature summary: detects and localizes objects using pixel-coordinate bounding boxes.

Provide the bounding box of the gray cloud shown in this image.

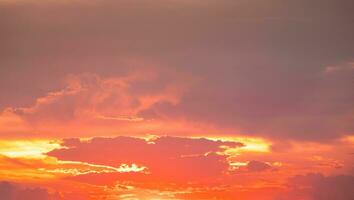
[0,181,60,200]
[246,160,271,172]
[276,173,354,200]
[1,0,354,141]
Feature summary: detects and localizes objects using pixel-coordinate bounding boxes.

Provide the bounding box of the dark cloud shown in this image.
[246,160,271,172]
[0,181,60,200]
[277,173,354,200]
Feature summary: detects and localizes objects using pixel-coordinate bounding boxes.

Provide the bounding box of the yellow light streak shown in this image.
[40,161,148,176]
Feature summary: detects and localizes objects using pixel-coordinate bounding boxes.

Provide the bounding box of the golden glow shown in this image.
[229,161,248,170]
[234,137,271,153]
[341,135,354,146]
[206,136,271,153]
[0,140,61,158]
[96,114,145,122]
[38,160,148,176]
[59,161,147,174]
[118,163,147,173]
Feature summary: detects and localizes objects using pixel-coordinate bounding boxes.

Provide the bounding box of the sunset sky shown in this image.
[1,0,354,200]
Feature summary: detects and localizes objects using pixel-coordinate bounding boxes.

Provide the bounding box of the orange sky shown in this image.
[1,0,354,199]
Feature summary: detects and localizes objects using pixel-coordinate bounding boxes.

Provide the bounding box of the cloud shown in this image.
[0,0,354,199]
[0,109,30,137]
[48,136,243,185]
[0,181,61,200]
[139,60,354,141]
[277,173,354,200]
[1,61,353,141]
[324,62,354,74]
[1,0,354,142]
[12,72,185,123]
[0,72,191,138]
[246,160,271,172]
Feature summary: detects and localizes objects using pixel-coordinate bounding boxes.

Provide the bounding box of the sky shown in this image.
[0,0,354,199]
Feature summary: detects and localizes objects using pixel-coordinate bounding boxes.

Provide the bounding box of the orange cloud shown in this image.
[0,135,353,199]
[47,136,242,185]
[0,72,191,138]
[16,72,184,122]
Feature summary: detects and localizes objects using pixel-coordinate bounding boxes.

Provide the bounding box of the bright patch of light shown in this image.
[0,140,61,158]
[118,163,147,173]
[206,136,271,153]
[40,160,148,176]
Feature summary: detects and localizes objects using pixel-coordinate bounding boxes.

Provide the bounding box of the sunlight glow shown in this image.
[206,136,271,153]
[0,140,61,158]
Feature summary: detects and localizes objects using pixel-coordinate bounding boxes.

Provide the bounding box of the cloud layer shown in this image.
[278,173,354,200]
[0,64,353,141]
[48,136,242,186]
[0,0,354,141]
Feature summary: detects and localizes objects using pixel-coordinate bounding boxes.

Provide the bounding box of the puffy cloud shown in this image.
[0,72,191,138]
[11,72,185,123]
